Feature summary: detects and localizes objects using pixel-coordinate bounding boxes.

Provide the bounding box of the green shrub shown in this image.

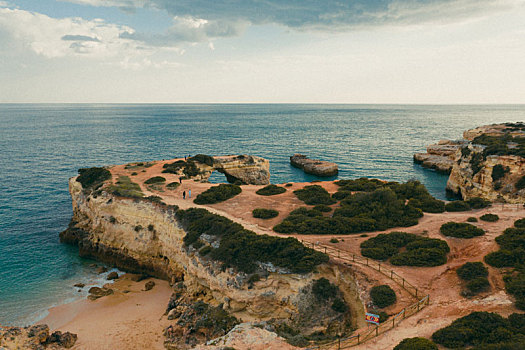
[466,277,490,294]
[370,285,396,308]
[193,184,242,204]
[445,201,471,212]
[361,232,449,267]
[188,154,214,166]
[199,246,213,256]
[432,312,525,348]
[408,197,445,213]
[108,176,143,198]
[331,298,347,313]
[256,184,286,196]
[467,217,478,222]
[131,172,137,176]
[492,164,510,182]
[457,262,488,281]
[134,225,142,232]
[440,222,485,238]
[516,176,525,190]
[294,185,336,205]
[480,214,499,222]
[166,182,180,190]
[77,167,111,189]
[144,195,163,203]
[514,218,525,228]
[329,238,339,243]
[252,208,279,219]
[144,176,166,184]
[467,197,492,209]
[247,273,261,284]
[176,208,328,273]
[485,250,518,268]
[162,160,186,174]
[147,224,154,231]
[313,204,332,212]
[192,240,204,250]
[312,278,338,300]
[285,183,293,187]
[394,338,437,350]
[470,152,484,175]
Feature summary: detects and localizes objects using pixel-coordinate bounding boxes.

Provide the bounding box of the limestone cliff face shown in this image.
[290,154,338,177]
[61,178,361,325]
[447,146,525,203]
[413,140,466,174]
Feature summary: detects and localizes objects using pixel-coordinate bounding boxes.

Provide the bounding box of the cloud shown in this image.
[0,7,137,58]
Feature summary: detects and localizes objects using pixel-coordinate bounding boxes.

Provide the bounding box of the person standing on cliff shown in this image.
[179,177,182,184]
[188,189,191,198]
[183,191,186,199]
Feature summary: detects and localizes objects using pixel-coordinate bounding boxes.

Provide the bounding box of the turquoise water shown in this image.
[1,104,524,326]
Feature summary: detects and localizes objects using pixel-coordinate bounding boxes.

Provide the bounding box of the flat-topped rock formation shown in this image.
[416,122,525,203]
[290,154,338,177]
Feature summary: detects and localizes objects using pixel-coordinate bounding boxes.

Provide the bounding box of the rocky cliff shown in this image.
[290,154,338,177]
[61,178,362,337]
[413,140,467,174]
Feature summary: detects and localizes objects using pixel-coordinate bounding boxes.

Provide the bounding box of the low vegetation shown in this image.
[188,154,214,166]
[312,278,348,313]
[370,285,396,308]
[166,182,180,190]
[484,221,525,309]
[515,218,525,228]
[313,204,332,212]
[472,134,525,158]
[107,176,143,198]
[457,262,490,296]
[176,208,329,274]
[255,184,286,196]
[394,338,437,350]
[144,176,166,184]
[252,208,279,219]
[432,312,525,349]
[440,222,485,238]
[360,232,449,267]
[77,167,111,190]
[294,185,336,205]
[445,201,471,212]
[480,213,499,222]
[492,164,510,181]
[193,184,241,204]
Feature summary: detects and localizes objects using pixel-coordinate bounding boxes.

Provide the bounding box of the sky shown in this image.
[1,0,524,103]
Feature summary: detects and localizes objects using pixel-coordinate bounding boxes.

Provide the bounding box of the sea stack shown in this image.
[290,154,338,176]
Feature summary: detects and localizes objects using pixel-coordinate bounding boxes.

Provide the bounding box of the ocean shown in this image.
[1,103,524,326]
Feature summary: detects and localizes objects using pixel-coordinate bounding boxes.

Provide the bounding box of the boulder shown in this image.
[48,331,78,348]
[145,280,156,291]
[96,266,108,274]
[73,283,85,288]
[106,271,119,280]
[88,286,114,300]
[290,154,338,177]
[129,273,148,282]
[27,325,49,344]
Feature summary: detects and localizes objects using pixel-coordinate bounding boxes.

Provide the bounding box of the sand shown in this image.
[42,275,172,350]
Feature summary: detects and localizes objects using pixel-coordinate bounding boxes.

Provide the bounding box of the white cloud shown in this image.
[0,7,138,58]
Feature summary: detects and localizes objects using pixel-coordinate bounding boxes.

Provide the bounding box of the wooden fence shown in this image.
[301,241,430,349]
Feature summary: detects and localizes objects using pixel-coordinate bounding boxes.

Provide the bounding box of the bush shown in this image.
[516,176,525,190]
[440,222,485,238]
[432,312,525,348]
[144,195,163,203]
[480,214,499,222]
[188,154,214,166]
[408,197,445,213]
[77,167,111,189]
[370,285,396,308]
[331,298,347,313]
[492,164,509,182]
[361,232,449,267]
[193,184,242,204]
[294,185,336,205]
[466,277,490,294]
[485,250,518,268]
[394,338,437,350]
[445,201,471,212]
[514,218,525,228]
[256,184,286,196]
[199,246,213,256]
[313,204,332,212]
[252,208,279,219]
[467,197,492,209]
[176,208,328,273]
[457,262,488,281]
[312,278,338,300]
[144,176,166,184]
[166,182,180,190]
[329,238,339,243]
[285,183,293,187]
[108,176,143,198]
[467,217,478,222]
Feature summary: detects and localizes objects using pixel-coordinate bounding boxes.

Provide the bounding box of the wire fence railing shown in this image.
[301,241,430,349]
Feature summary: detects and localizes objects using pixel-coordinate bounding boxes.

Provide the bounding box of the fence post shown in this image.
[427,295,430,305]
[353,254,355,262]
[375,325,379,336]
[417,302,420,312]
[391,270,393,279]
[403,308,406,319]
[402,278,405,288]
[338,250,340,258]
[324,247,327,254]
[378,263,381,272]
[392,317,395,328]
[338,336,341,350]
[357,334,360,344]
[415,289,418,299]
[366,258,368,266]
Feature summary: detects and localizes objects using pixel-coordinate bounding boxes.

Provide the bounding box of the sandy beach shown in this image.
[42,275,172,350]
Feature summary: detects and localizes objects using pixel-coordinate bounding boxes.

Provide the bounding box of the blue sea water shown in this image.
[0,103,524,326]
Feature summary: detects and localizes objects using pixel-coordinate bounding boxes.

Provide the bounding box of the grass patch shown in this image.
[294,185,336,205]
[480,213,499,222]
[144,176,166,184]
[360,232,449,267]
[107,176,143,198]
[432,312,525,349]
[252,208,279,219]
[255,184,286,196]
[193,184,241,204]
[440,222,485,238]
[370,285,396,308]
[176,208,328,274]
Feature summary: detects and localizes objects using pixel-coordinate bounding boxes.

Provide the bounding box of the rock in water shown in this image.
[74,283,85,288]
[88,286,114,300]
[106,271,119,280]
[413,140,467,174]
[290,154,338,176]
[96,266,108,274]
[145,280,155,291]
